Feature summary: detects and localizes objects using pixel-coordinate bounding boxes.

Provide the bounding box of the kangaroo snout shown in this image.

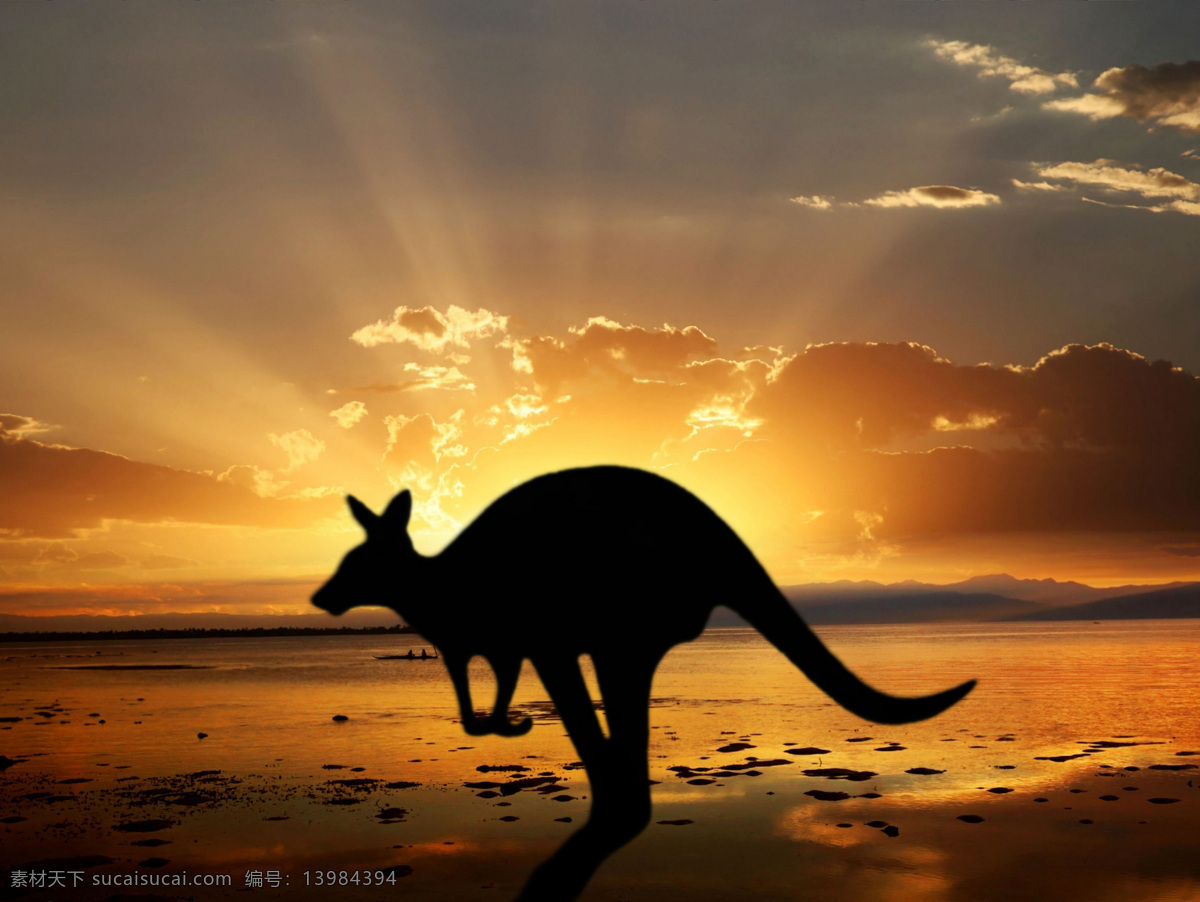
[312,584,348,616]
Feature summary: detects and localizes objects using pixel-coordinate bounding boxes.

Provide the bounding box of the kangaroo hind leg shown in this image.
[487,654,532,736]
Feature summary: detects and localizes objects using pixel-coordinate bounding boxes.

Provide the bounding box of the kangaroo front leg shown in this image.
[442,652,494,737]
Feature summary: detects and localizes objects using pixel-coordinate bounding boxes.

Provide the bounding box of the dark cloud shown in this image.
[735,341,1200,542]
[1092,60,1200,132]
[0,425,340,537]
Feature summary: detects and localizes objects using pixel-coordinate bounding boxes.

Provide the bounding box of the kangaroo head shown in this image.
[312,491,416,617]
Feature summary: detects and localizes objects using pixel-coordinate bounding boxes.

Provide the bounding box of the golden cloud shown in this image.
[862,185,1001,209]
[350,305,508,352]
[329,400,368,429]
[269,428,325,471]
[927,39,1077,95]
[1034,160,1200,216]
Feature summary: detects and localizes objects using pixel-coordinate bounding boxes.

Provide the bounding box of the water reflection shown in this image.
[1,621,1197,900]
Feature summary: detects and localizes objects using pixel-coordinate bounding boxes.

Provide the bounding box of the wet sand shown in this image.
[3,624,1198,900]
[3,706,1198,901]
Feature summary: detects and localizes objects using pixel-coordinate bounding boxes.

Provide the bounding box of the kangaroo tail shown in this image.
[732,585,975,725]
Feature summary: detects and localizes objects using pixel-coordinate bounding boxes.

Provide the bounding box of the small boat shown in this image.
[375,652,438,660]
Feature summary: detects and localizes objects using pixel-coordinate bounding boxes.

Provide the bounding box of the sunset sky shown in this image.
[3,3,1200,619]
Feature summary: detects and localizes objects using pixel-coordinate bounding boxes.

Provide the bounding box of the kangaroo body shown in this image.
[313,465,974,901]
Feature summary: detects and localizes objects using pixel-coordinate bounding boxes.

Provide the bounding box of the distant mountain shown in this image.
[705,575,1200,627]
[1005,584,1200,621]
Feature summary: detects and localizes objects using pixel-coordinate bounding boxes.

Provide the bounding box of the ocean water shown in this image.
[2,621,1198,901]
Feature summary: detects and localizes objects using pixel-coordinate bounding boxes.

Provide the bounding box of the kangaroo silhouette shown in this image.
[313,465,975,901]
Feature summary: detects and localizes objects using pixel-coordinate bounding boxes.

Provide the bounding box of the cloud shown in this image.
[269,429,325,471]
[1044,60,1200,133]
[926,39,1077,95]
[400,362,475,392]
[329,401,368,429]
[729,341,1200,548]
[510,316,719,396]
[1033,160,1200,215]
[1037,160,1200,200]
[350,305,509,352]
[0,414,52,440]
[1011,179,1067,193]
[0,422,340,537]
[789,195,833,210]
[862,185,1001,209]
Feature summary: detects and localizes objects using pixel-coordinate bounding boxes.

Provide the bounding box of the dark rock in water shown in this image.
[498,815,520,822]
[138,858,170,868]
[555,817,573,823]
[385,781,421,789]
[376,808,407,820]
[1069,789,1086,794]
[994,765,1016,770]
[1147,798,1181,804]
[986,787,1013,794]
[857,792,882,799]
[476,791,500,799]
[687,778,715,786]
[552,795,576,802]
[114,819,176,833]
[882,825,899,837]
[785,747,831,756]
[1033,798,1048,803]
[865,821,888,828]
[1149,763,1197,771]
[906,768,945,776]
[957,815,985,823]
[805,789,851,801]
[476,764,530,773]
[1079,819,1093,825]
[803,767,876,782]
[1124,766,1140,771]
[657,819,694,826]
[325,798,361,805]
[382,865,413,879]
[332,715,349,722]
[0,755,19,769]
[1100,795,1119,801]
[836,823,853,828]
[717,742,755,753]
[465,781,503,789]
[501,776,560,796]
[322,763,349,770]
[723,759,791,770]
[845,737,873,743]
[1176,750,1199,757]
[1035,754,1089,762]
[130,838,171,846]
[2,816,27,824]
[874,746,907,752]
[263,816,289,822]
[197,733,207,739]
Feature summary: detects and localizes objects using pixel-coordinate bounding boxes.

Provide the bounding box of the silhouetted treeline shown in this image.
[0,625,415,643]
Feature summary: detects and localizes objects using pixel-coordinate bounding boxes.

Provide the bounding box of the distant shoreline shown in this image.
[0,625,417,643]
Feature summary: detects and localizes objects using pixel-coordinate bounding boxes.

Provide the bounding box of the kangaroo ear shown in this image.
[381,490,412,529]
[347,495,380,533]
